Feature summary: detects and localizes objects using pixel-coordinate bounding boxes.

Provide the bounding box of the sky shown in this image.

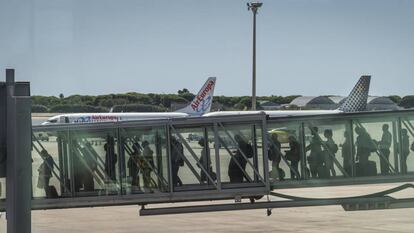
[0,0,413,97]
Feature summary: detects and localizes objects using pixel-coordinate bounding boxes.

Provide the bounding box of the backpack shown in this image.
[332,144,339,154]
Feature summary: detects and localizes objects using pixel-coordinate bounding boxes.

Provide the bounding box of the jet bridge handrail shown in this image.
[31,140,71,194]
[266,133,301,179]
[120,128,170,187]
[73,136,121,188]
[123,143,159,188]
[123,140,169,189]
[170,138,203,185]
[72,139,111,183]
[71,144,106,190]
[218,122,265,184]
[77,137,108,176]
[32,132,64,177]
[171,126,218,188]
[404,119,414,133]
[217,134,253,183]
[402,119,414,138]
[354,121,396,174]
[307,125,350,177]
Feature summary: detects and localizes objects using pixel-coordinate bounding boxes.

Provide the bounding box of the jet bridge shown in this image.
[1,109,414,215]
[266,109,414,189]
[8,113,269,210]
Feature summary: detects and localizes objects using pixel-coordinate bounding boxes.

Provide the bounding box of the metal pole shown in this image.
[248,2,262,110]
[252,10,257,110]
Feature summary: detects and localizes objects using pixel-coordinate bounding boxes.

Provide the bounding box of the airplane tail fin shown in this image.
[176,77,216,116]
[338,75,371,113]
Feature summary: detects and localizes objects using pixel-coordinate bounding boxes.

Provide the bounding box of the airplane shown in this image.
[203,75,371,118]
[42,77,216,125]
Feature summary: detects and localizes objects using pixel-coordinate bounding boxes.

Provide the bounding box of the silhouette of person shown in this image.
[228,134,253,183]
[104,136,117,182]
[82,143,96,192]
[323,129,338,177]
[341,130,354,176]
[37,149,54,197]
[268,133,283,180]
[401,129,410,174]
[141,140,154,189]
[377,124,392,175]
[198,138,216,183]
[306,127,323,178]
[355,127,373,165]
[171,137,184,187]
[128,142,141,189]
[286,136,300,179]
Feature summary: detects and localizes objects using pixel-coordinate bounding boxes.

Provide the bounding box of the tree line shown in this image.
[31,90,414,113]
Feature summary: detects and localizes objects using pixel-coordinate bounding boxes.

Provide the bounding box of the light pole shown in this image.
[247,2,262,110]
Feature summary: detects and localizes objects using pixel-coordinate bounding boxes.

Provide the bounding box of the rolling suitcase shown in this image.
[365,161,377,176]
[356,161,377,176]
[317,165,330,179]
[46,185,59,198]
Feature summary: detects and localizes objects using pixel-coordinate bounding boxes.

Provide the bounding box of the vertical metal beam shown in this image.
[213,123,222,191]
[261,117,270,192]
[6,69,32,233]
[68,132,76,197]
[392,120,400,173]
[251,125,259,182]
[166,124,174,194]
[299,122,307,179]
[116,128,125,195]
[348,120,356,177]
[398,117,406,173]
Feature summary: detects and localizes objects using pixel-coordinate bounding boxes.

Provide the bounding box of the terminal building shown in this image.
[289,96,399,111]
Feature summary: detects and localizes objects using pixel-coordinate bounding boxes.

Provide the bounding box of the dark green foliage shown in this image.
[32,95,61,107]
[235,96,252,110]
[31,104,49,113]
[261,95,301,104]
[50,104,108,113]
[215,96,242,108]
[399,96,414,109]
[32,92,410,113]
[112,104,166,112]
[177,88,195,102]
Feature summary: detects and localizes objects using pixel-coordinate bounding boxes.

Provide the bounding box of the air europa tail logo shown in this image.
[191,80,215,111]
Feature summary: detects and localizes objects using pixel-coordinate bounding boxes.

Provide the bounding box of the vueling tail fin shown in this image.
[176,77,216,116]
[338,75,371,113]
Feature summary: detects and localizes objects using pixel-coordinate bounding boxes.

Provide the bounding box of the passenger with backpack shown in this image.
[228,134,253,183]
[306,127,323,178]
[355,127,377,176]
[37,149,55,198]
[376,124,392,175]
[141,141,155,189]
[323,129,338,177]
[268,133,283,180]
[171,137,184,187]
[285,136,301,180]
[198,138,217,184]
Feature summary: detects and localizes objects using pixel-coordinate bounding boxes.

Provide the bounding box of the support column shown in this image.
[5,69,32,233]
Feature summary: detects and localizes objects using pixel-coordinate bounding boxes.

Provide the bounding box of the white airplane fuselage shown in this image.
[203,109,342,118]
[42,112,189,125]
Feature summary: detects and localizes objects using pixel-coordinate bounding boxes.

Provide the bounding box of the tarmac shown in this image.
[1,182,414,233]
